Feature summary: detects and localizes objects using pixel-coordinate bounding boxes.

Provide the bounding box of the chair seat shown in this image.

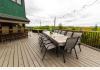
[45,43,56,50]
[43,38,48,41]
[43,40,51,44]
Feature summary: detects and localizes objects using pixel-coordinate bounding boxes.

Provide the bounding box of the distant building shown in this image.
[0,0,29,35]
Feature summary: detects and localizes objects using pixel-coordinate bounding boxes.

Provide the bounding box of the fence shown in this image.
[81,31,100,49]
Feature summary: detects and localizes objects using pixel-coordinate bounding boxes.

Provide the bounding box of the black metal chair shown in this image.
[66,31,73,38]
[39,34,52,51]
[54,30,57,33]
[58,30,62,34]
[72,32,83,38]
[6,34,12,42]
[41,36,56,61]
[0,34,6,43]
[61,31,66,35]
[72,32,83,52]
[56,30,59,33]
[38,34,43,48]
[62,37,79,63]
[10,33,15,41]
[64,31,67,35]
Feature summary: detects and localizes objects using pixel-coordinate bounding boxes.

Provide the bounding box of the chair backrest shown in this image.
[39,33,44,37]
[39,36,43,44]
[64,37,79,51]
[61,31,66,35]
[72,32,82,38]
[39,34,48,47]
[54,30,58,33]
[39,33,45,41]
[56,30,59,33]
[53,30,56,33]
[58,30,62,34]
[64,31,67,35]
[41,34,50,41]
[66,31,73,37]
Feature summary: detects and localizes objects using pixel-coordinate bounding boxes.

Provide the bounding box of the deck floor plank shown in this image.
[25,39,46,67]
[0,44,6,62]
[0,43,9,66]
[17,40,24,67]
[22,40,35,67]
[14,41,19,67]
[2,43,12,67]
[8,42,15,67]
[24,40,41,67]
[19,40,29,67]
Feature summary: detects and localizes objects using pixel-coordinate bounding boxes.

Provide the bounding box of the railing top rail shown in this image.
[83,31,100,32]
[55,29,100,33]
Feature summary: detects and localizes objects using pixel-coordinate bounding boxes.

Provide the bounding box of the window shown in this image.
[12,0,22,5]
[17,0,22,5]
[12,0,16,2]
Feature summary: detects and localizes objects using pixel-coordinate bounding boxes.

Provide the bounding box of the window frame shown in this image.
[11,0,22,5]
[16,0,22,5]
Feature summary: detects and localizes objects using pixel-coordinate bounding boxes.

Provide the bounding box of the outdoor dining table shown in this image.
[43,31,69,47]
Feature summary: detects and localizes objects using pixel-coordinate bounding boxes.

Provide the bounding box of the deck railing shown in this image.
[81,31,100,49]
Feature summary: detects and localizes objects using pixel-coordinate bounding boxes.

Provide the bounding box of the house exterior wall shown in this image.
[0,0,29,35]
[0,0,26,18]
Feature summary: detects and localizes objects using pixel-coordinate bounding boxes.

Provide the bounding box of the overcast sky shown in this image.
[25,0,100,27]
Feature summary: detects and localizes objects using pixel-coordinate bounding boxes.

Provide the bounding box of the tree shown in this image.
[93,24,98,31]
[58,23,63,30]
[72,27,75,30]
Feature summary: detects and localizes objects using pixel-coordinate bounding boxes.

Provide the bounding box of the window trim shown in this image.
[11,0,22,5]
[17,0,22,5]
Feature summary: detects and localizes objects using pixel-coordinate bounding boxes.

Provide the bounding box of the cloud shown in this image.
[24,0,100,26]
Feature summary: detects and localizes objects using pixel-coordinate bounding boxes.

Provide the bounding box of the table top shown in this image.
[43,31,68,44]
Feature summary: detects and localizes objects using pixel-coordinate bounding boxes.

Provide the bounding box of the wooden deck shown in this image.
[0,32,100,67]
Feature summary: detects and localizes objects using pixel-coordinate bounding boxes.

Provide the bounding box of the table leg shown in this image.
[56,47,59,57]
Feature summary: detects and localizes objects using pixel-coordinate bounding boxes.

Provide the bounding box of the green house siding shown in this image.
[0,0,4,13]
[0,0,26,19]
[0,0,29,36]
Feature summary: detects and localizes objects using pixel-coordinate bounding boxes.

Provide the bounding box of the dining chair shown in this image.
[54,30,57,33]
[41,35,51,45]
[58,30,62,34]
[62,37,79,63]
[13,33,18,40]
[56,30,59,33]
[64,31,67,35]
[66,31,73,38]
[38,34,43,48]
[72,32,83,51]
[10,33,15,41]
[41,36,56,61]
[61,31,66,35]
[39,34,52,51]
[1,34,6,43]
[72,32,83,38]
[5,34,11,42]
